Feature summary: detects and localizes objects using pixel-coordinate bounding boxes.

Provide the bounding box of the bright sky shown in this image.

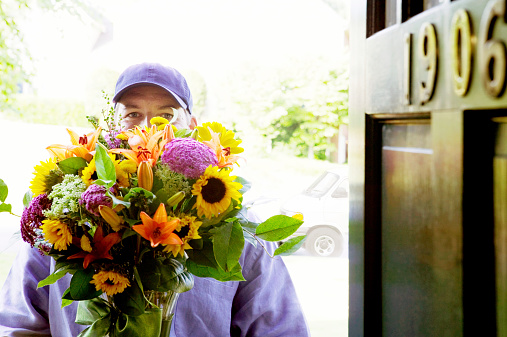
[20,0,345,99]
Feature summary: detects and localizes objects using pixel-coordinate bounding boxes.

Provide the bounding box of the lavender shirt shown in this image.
[0,241,310,336]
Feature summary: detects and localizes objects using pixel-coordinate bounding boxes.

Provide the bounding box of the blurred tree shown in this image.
[261,63,349,160]
[217,56,348,161]
[0,0,96,109]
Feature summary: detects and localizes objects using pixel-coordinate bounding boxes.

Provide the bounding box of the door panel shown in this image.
[351,1,507,335]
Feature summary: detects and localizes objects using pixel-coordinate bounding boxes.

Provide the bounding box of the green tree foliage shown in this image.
[0,0,94,109]
[262,65,349,160]
[214,56,348,161]
[0,1,29,107]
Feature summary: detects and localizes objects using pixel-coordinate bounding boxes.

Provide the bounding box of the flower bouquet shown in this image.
[0,111,305,337]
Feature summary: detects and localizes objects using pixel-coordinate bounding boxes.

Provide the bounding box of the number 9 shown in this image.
[419,23,438,105]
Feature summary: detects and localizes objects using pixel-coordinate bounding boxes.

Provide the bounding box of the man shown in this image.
[0,63,310,336]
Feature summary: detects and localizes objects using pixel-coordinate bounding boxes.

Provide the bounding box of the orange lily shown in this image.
[132,203,182,248]
[202,132,243,168]
[110,125,167,167]
[47,127,102,162]
[68,226,121,269]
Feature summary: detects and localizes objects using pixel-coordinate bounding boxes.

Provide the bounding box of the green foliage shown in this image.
[0,0,96,110]
[256,214,303,242]
[262,66,349,160]
[216,57,349,161]
[94,143,116,186]
[38,269,73,288]
[0,178,12,213]
[69,268,102,300]
[58,157,88,175]
[209,221,244,272]
[113,280,145,316]
[274,235,306,256]
[0,179,8,202]
[22,190,33,208]
[137,256,194,293]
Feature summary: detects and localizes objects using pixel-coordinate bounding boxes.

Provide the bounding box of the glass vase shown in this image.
[145,290,180,337]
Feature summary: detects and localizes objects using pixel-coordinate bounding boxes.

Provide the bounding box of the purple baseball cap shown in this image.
[113,63,193,114]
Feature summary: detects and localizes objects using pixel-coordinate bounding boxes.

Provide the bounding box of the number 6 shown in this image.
[479,0,507,97]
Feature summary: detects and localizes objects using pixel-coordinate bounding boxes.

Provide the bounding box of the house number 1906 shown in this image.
[404,0,507,104]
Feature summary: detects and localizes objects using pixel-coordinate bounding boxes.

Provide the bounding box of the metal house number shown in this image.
[404,0,507,104]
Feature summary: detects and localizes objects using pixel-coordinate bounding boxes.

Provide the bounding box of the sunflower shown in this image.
[90,270,131,296]
[164,214,202,257]
[30,157,61,197]
[192,166,242,218]
[41,219,72,251]
[81,154,129,187]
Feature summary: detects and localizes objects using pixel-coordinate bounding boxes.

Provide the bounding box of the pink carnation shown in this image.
[161,138,218,178]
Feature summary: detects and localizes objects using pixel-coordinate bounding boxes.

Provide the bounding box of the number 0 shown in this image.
[451,9,473,97]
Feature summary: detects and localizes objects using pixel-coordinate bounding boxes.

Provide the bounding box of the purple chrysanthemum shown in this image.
[161,138,218,179]
[20,194,52,249]
[104,129,123,149]
[79,184,112,216]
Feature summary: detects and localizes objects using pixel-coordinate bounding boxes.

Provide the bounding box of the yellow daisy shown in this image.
[163,214,202,257]
[90,270,131,296]
[192,166,242,218]
[196,122,244,155]
[30,157,59,197]
[149,116,170,131]
[41,219,72,251]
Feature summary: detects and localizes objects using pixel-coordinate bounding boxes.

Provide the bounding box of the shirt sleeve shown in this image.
[230,240,311,337]
[0,245,52,336]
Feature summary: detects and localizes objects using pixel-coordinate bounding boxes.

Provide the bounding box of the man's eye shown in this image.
[125,112,140,119]
[161,113,174,119]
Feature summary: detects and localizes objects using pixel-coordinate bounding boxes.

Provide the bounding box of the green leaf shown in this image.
[94,143,116,183]
[107,191,131,208]
[186,259,245,282]
[200,202,234,228]
[185,240,218,268]
[123,187,155,202]
[174,129,192,138]
[92,179,113,188]
[38,268,76,288]
[121,228,138,239]
[0,179,8,202]
[22,190,33,208]
[55,257,81,273]
[209,221,244,272]
[61,298,74,308]
[138,257,194,293]
[235,176,251,195]
[274,235,306,256]
[0,202,12,213]
[69,269,102,300]
[62,287,72,300]
[124,218,141,227]
[57,157,88,175]
[255,214,303,242]
[113,279,145,316]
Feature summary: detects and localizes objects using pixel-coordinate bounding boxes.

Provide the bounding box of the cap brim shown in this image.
[113,83,188,111]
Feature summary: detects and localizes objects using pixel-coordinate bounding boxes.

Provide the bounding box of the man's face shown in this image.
[116,85,193,130]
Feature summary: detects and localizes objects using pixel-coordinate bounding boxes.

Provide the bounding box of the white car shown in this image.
[280,169,349,257]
